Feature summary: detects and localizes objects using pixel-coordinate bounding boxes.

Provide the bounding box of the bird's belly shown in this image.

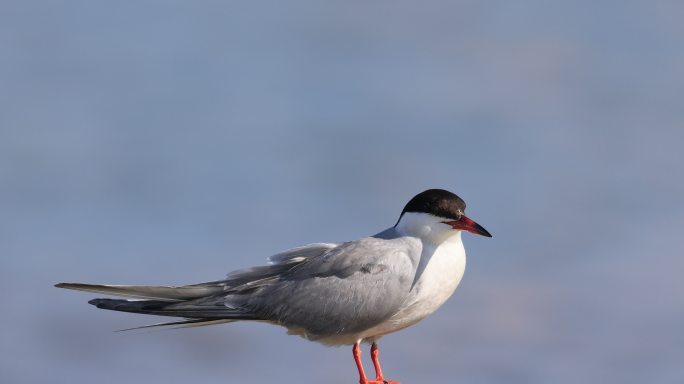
[361,243,466,339]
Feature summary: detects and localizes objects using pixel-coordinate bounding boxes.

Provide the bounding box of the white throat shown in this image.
[395,212,462,245]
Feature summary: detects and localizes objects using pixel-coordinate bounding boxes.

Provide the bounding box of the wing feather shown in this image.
[229,236,421,338]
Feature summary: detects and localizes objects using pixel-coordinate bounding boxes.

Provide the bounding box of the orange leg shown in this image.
[370,342,384,381]
[352,342,369,384]
[352,341,400,384]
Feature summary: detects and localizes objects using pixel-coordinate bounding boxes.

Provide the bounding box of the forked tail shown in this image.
[56,282,257,330]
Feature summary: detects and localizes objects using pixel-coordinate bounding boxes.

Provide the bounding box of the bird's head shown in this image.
[395,189,492,243]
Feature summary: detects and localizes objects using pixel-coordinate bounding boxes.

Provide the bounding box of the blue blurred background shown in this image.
[1,1,683,383]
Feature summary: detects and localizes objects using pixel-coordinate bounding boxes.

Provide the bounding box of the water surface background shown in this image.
[1,1,683,383]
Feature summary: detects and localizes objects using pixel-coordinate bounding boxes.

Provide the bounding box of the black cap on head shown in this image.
[399,189,466,222]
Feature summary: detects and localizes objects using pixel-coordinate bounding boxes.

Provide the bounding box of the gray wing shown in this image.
[267,243,339,265]
[66,243,342,321]
[220,243,339,289]
[227,236,421,338]
[65,238,420,337]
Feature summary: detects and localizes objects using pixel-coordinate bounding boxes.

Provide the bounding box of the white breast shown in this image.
[361,233,466,339]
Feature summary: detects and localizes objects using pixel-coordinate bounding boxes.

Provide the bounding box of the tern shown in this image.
[56,189,491,384]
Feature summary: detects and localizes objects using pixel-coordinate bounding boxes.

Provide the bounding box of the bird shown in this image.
[56,189,491,384]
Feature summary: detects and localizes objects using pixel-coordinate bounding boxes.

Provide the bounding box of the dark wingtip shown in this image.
[88,298,110,308]
[55,282,87,289]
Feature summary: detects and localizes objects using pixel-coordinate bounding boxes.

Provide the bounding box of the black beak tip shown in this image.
[476,224,493,238]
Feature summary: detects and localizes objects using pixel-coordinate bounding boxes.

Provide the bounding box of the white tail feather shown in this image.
[55,283,223,301]
[115,319,236,332]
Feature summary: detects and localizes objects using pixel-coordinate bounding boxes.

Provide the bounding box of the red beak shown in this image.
[443,215,492,237]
